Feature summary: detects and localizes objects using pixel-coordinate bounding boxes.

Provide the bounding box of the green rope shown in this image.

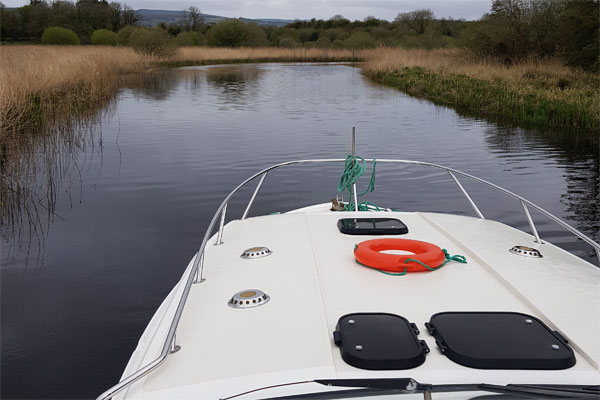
[337,155,377,211]
[404,249,467,271]
[356,248,467,276]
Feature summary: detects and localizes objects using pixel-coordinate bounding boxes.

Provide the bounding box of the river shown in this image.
[1,63,598,399]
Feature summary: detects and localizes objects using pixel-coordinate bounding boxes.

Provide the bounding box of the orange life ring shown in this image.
[354,238,446,273]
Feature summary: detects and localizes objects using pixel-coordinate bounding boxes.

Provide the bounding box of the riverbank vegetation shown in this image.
[0,46,146,134]
[363,49,599,131]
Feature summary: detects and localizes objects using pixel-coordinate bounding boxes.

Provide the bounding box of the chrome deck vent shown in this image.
[509,245,543,258]
[228,289,270,309]
[241,246,272,259]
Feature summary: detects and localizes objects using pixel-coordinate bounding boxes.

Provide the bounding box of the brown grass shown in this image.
[173,46,365,63]
[0,45,150,133]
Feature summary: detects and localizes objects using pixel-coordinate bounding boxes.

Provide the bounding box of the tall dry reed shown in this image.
[173,46,368,63]
[0,45,149,133]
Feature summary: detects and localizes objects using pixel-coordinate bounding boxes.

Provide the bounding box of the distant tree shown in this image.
[208,19,263,47]
[463,0,563,60]
[0,4,25,40]
[26,0,50,40]
[116,24,140,44]
[109,2,122,31]
[363,15,379,26]
[75,0,112,42]
[315,36,331,48]
[299,27,316,43]
[344,31,376,49]
[49,1,78,31]
[241,22,268,46]
[180,6,203,32]
[129,28,176,57]
[121,4,137,26]
[41,25,79,44]
[322,27,349,41]
[166,23,181,37]
[557,0,599,70]
[278,36,298,48]
[91,28,118,45]
[395,9,434,34]
[207,19,245,46]
[529,0,561,57]
[176,30,199,45]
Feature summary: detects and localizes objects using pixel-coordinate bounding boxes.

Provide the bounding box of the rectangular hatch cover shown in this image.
[337,218,408,235]
[334,313,429,370]
[426,312,576,369]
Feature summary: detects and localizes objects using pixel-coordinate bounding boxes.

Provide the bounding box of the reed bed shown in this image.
[362,48,599,130]
[0,46,371,135]
[0,45,150,134]
[163,46,368,66]
[0,46,149,236]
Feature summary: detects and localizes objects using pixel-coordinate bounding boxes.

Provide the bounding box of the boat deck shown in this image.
[119,207,600,399]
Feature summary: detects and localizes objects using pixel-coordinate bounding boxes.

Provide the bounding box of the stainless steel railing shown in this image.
[97,158,600,400]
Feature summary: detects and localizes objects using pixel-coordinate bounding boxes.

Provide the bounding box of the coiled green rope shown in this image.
[337,155,377,211]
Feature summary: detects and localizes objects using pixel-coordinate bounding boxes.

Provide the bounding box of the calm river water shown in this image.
[2,63,599,399]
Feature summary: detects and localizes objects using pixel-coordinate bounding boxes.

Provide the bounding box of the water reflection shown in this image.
[483,125,599,258]
[204,65,264,107]
[122,70,183,102]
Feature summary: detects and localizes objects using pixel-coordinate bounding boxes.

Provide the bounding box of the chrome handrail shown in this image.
[97,158,600,400]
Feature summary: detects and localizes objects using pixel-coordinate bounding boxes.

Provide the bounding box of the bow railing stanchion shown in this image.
[521,200,543,244]
[215,204,227,245]
[242,172,267,220]
[193,253,204,284]
[170,333,180,354]
[447,170,485,219]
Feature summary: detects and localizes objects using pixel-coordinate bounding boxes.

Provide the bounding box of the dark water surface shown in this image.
[2,63,599,399]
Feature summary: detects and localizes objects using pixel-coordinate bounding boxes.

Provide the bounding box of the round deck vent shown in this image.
[228,289,270,309]
[241,246,272,259]
[509,245,543,258]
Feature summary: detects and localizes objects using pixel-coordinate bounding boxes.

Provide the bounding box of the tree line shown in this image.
[0,0,137,42]
[465,0,598,70]
[1,0,597,70]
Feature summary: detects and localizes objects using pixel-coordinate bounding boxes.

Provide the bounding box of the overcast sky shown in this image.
[2,0,492,21]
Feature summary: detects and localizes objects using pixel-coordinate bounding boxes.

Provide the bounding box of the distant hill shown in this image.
[135,9,295,27]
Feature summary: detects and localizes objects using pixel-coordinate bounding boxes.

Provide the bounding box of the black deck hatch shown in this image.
[426,312,576,369]
[333,313,429,370]
[337,218,408,235]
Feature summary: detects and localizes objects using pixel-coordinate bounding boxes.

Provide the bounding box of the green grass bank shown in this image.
[364,67,599,132]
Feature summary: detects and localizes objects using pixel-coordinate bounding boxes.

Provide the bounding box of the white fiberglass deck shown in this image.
[118,207,600,399]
